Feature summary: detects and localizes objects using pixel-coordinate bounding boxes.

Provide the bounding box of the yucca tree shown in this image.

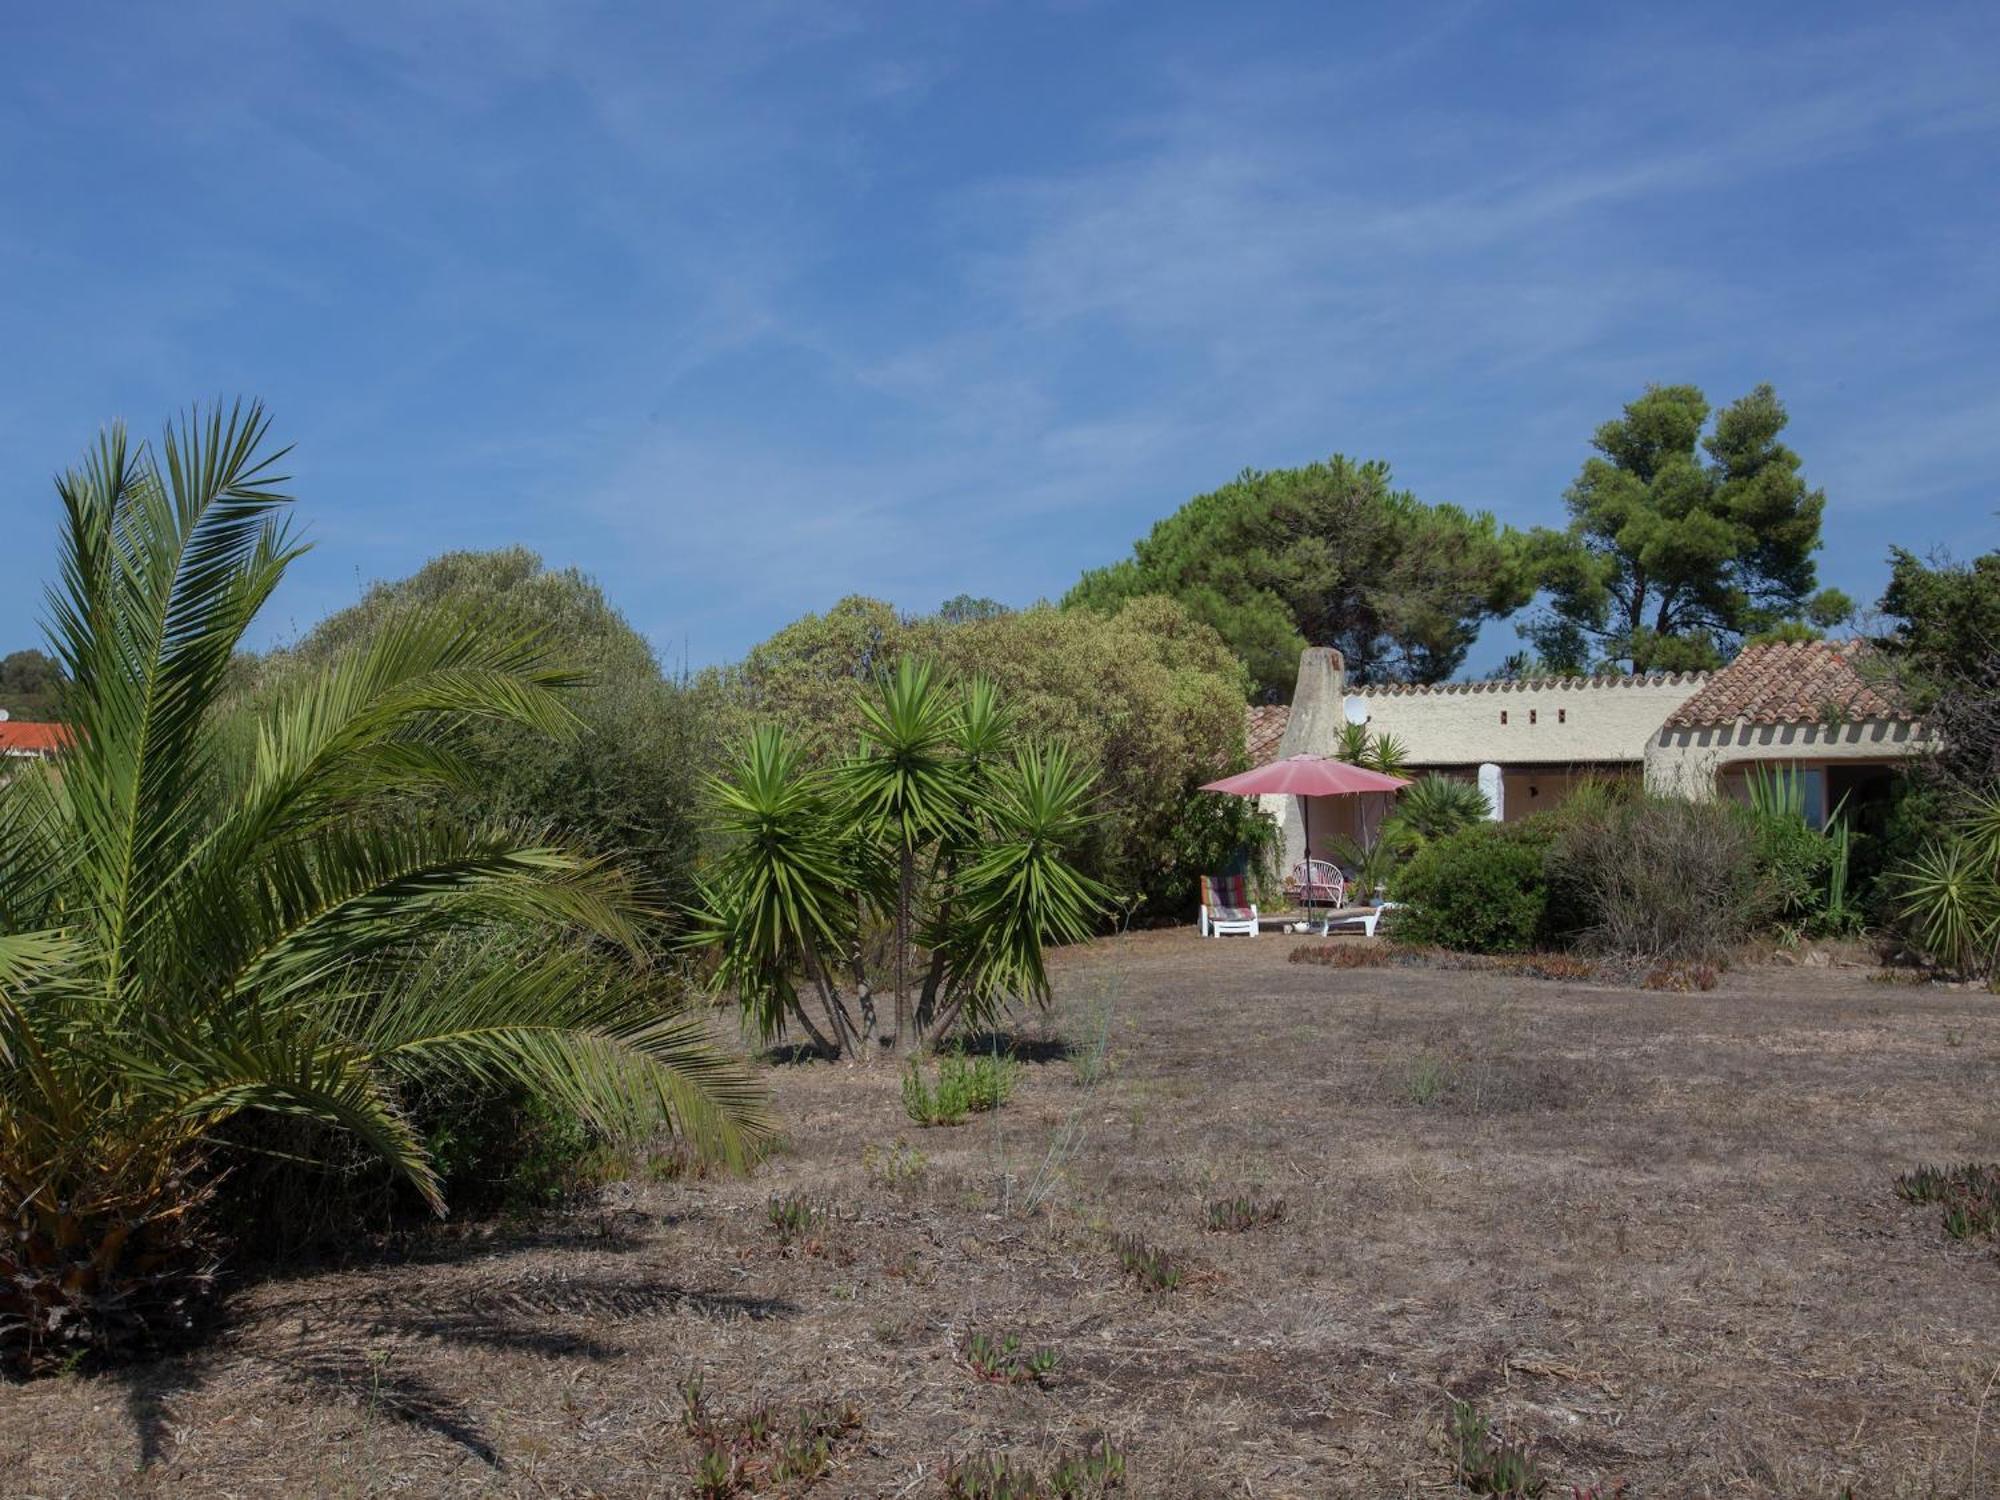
[1333,722,1410,778]
[921,743,1107,1038]
[686,726,868,1056]
[1899,790,2000,979]
[0,406,768,1374]
[688,664,1108,1056]
[835,658,968,1048]
[1383,774,1492,851]
[912,677,1014,1033]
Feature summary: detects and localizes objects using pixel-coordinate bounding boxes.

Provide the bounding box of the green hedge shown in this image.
[1392,821,1556,954]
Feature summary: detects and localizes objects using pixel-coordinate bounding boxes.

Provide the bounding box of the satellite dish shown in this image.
[1342,695,1368,726]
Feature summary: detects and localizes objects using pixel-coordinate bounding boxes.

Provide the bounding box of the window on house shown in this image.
[1529,709,1538,725]
[1558,708,1566,724]
[1500,710,1508,725]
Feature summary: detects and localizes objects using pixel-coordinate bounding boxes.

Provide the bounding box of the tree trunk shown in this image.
[802,948,858,1057]
[914,850,957,1036]
[915,946,949,1038]
[892,846,913,1049]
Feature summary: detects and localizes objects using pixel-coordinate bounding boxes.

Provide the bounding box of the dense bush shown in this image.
[716,594,1265,920]
[1548,796,1768,962]
[224,549,737,1250]
[1389,793,1780,964]
[1392,821,1555,954]
[1742,767,1837,927]
[1875,547,2000,975]
[0,647,64,721]
[257,547,720,908]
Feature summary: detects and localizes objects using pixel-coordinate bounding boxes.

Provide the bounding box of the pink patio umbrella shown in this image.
[1201,754,1411,923]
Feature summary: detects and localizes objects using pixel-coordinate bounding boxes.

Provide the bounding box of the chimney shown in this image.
[1271,648,1345,881]
[1275,647,1344,757]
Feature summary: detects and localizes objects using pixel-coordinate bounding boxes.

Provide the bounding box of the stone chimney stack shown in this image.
[1271,647,1345,879]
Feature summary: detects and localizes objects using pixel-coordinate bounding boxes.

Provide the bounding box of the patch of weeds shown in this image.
[1389,1048,1578,1117]
[683,1376,862,1494]
[1068,979,1118,1087]
[1896,1162,2000,1241]
[644,1140,716,1182]
[1289,942,1392,968]
[944,1438,1126,1498]
[1945,1026,1967,1048]
[766,1191,828,1251]
[1202,1195,1286,1233]
[998,1110,1088,1219]
[861,1138,928,1191]
[1567,1483,1628,1500]
[903,1053,1020,1127]
[962,1330,1061,1386]
[1111,1233,1186,1293]
[1447,1399,1546,1497]
[1642,960,1718,992]
[1403,1052,1452,1108]
[694,1442,742,1499]
[1046,1442,1126,1496]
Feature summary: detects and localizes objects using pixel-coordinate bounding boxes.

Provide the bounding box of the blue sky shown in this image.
[1,1,1994,673]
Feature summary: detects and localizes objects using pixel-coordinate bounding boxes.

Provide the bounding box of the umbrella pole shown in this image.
[1301,795,1317,934]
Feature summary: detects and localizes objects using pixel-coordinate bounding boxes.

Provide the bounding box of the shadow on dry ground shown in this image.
[7,929,2000,1496]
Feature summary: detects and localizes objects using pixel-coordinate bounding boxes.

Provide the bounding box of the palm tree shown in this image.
[1383,774,1492,850]
[1333,722,1410,778]
[0,406,768,1374]
[835,659,968,1048]
[689,666,1108,1055]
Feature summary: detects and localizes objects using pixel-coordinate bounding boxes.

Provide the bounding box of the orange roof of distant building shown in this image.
[0,720,72,755]
[1664,640,1913,730]
[1245,704,1290,763]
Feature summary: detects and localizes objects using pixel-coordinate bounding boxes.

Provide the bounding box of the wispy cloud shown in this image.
[0,1,1993,665]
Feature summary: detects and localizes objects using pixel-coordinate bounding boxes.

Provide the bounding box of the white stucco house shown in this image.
[1250,641,1923,876]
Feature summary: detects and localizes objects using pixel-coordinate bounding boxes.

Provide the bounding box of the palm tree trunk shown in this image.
[915,947,949,1036]
[803,947,859,1057]
[926,980,970,1049]
[914,849,957,1035]
[893,845,913,1049]
[786,998,836,1057]
[844,927,876,1052]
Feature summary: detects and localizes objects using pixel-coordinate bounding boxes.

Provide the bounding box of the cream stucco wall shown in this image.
[1259,648,1924,894]
[1352,676,1708,768]
[1643,718,1929,798]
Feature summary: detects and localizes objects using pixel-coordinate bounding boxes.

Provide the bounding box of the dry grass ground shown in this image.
[8,930,2000,1497]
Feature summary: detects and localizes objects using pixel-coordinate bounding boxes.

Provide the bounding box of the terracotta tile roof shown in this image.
[1663,641,1913,730]
[1245,704,1290,763]
[0,720,71,755]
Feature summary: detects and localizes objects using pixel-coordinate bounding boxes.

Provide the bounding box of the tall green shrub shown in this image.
[257,547,718,909]
[717,595,1257,921]
[1392,822,1554,954]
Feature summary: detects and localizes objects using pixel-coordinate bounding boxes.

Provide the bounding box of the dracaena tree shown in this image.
[0,406,768,1375]
[687,663,1109,1056]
